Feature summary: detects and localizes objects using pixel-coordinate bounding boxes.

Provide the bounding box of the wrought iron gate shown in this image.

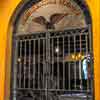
[11,26,93,100]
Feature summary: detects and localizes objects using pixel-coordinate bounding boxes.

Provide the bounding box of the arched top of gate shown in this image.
[13,0,92,34]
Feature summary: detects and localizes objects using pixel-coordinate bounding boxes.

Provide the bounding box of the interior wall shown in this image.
[0,0,100,100]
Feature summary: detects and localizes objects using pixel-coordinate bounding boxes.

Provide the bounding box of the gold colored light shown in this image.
[78,53,81,58]
[75,56,78,60]
[72,54,75,59]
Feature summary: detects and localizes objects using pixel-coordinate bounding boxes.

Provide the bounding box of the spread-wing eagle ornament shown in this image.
[32,13,69,29]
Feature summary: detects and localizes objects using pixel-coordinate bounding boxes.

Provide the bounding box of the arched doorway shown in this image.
[10,0,94,100]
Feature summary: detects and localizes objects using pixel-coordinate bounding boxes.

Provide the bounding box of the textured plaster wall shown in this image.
[0,0,100,100]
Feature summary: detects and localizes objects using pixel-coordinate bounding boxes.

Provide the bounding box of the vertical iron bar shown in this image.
[85,30,90,99]
[79,60,82,90]
[19,40,22,88]
[45,32,50,100]
[28,40,31,88]
[88,24,94,100]
[68,35,71,90]
[33,39,36,89]
[88,24,93,86]
[88,24,92,52]
[52,38,54,89]
[62,37,65,89]
[57,37,59,89]
[80,33,83,90]
[86,33,89,93]
[74,35,77,89]
[38,39,40,89]
[24,40,26,88]
[43,38,45,89]
[48,36,50,89]
[13,39,18,100]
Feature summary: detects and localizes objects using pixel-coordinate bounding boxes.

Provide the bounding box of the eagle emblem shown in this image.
[32,13,69,30]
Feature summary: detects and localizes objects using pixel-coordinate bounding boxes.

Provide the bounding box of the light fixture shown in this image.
[55,47,59,53]
[78,53,81,58]
[72,54,75,59]
[17,58,21,62]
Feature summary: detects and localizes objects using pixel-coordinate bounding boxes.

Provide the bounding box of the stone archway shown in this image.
[9,0,94,100]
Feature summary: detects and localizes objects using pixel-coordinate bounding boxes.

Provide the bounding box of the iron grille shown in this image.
[11,27,93,100]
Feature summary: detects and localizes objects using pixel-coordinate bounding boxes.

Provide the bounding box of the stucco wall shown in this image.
[0,0,100,100]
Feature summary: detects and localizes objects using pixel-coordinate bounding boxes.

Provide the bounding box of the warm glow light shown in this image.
[75,56,78,60]
[78,53,81,58]
[72,54,75,59]
[55,47,59,53]
[17,58,21,62]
